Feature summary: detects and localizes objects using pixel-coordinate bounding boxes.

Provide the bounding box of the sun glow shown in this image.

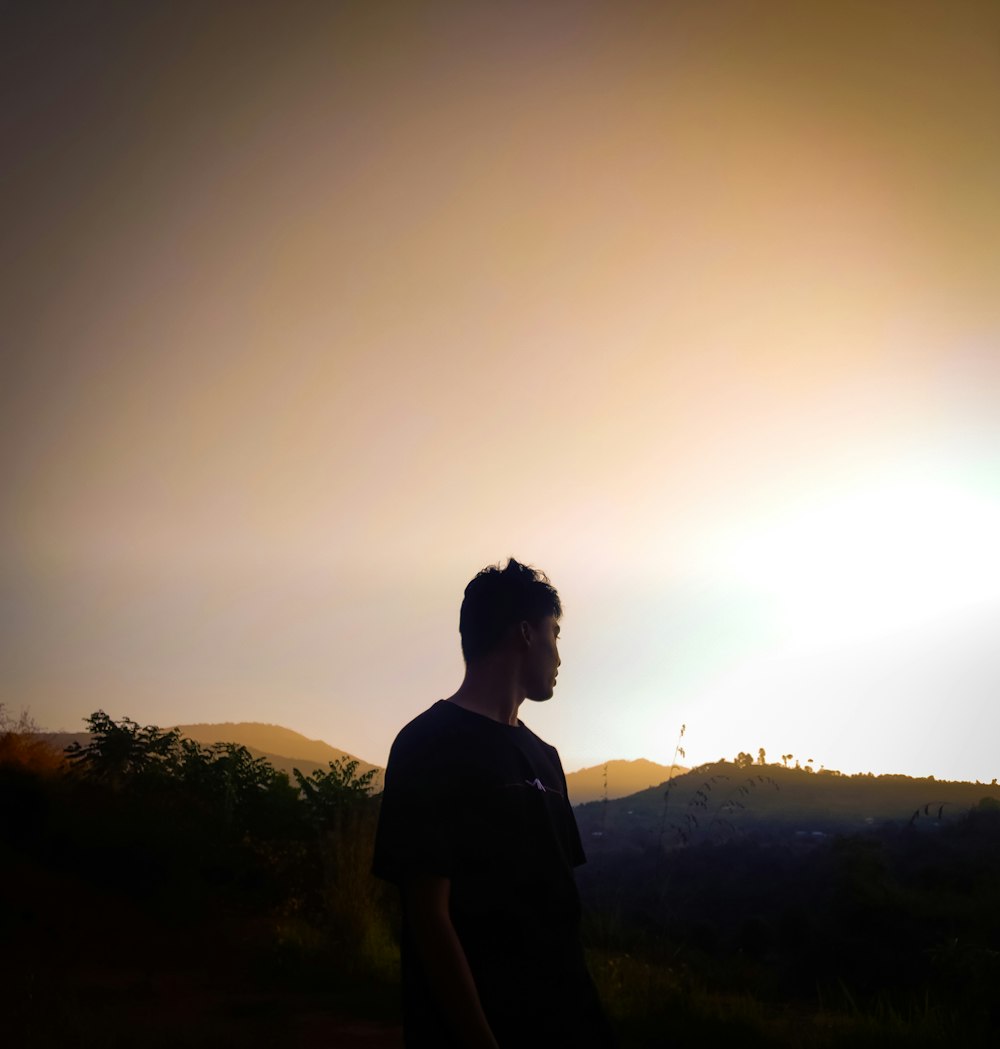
[709,469,1000,651]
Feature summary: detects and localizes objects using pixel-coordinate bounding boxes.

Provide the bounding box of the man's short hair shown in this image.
[459,559,562,663]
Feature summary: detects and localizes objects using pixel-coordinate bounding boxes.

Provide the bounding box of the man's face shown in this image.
[522,614,561,702]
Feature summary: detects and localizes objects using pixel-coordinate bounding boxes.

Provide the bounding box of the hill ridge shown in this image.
[573,759,1000,844]
[565,757,687,804]
[172,721,375,765]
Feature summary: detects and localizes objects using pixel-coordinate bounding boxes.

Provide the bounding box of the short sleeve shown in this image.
[372,725,458,885]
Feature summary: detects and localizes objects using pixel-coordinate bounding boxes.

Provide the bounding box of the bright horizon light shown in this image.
[707,466,1000,650]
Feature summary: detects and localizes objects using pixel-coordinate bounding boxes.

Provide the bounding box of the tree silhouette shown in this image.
[294,757,378,828]
[65,710,180,785]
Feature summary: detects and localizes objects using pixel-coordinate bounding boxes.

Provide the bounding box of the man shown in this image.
[372,559,613,1048]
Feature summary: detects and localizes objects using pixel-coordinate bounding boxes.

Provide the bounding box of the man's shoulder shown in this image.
[383,701,482,794]
[388,701,461,761]
[393,699,451,740]
[517,719,562,763]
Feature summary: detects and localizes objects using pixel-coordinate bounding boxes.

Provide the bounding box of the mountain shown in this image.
[573,760,1000,846]
[173,722,382,786]
[565,758,686,804]
[33,722,384,789]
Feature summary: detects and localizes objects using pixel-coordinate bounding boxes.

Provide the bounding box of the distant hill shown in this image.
[174,722,382,786]
[574,760,1000,846]
[33,722,384,790]
[566,758,686,804]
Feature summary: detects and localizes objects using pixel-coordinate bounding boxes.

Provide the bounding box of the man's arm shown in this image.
[403,874,499,1049]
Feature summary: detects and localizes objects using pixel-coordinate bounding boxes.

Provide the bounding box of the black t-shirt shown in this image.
[372,700,612,1048]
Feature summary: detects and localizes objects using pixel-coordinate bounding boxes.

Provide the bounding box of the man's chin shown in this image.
[525,687,555,703]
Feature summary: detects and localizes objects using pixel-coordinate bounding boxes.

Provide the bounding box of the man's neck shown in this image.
[445,659,524,726]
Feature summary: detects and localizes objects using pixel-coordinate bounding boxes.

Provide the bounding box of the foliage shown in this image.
[288,757,392,972]
[579,799,1000,1044]
[293,756,379,827]
[1,708,405,1049]
[65,710,181,784]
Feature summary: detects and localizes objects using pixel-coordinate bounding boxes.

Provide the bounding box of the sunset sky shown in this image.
[3,1,999,783]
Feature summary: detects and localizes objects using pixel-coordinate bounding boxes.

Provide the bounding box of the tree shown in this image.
[757,747,766,766]
[294,757,384,954]
[293,757,378,828]
[65,710,180,785]
[180,739,288,829]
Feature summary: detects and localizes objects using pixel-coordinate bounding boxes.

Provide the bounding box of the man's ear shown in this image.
[519,620,532,646]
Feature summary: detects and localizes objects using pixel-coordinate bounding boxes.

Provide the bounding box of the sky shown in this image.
[3,0,999,782]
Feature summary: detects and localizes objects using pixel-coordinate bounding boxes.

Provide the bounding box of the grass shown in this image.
[587,947,987,1048]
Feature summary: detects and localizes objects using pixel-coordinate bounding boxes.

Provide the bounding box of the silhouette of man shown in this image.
[373,559,613,1048]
